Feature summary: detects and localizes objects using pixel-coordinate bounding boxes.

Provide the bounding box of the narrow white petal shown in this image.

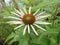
[15,9,23,16]
[28,25,30,34]
[29,7,32,14]
[20,9,24,15]
[7,21,23,24]
[11,12,20,17]
[4,16,21,20]
[33,8,40,15]
[36,11,45,17]
[35,21,51,24]
[36,15,50,20]
[23,7,27,14]
[33,24,46,31]
[23,25,28,35]
[31,25,38,36]
[14,24,24,30]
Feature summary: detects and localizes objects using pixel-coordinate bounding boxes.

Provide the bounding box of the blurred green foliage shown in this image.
[0,0,60,45]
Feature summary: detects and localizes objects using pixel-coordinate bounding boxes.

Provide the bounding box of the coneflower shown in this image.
[4,7,51,36]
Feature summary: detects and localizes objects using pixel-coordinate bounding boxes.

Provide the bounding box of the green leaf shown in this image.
[8,34,19,45]
[5,33,15,43]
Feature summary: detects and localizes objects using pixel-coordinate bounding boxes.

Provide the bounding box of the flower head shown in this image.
[5,7,51,36]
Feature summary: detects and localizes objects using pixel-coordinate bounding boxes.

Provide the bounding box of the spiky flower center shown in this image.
[22,14,36,24]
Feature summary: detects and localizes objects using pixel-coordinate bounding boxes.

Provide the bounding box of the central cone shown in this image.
[22,14,36,24]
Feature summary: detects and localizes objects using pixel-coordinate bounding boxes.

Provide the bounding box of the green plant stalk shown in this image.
[28,34,31,45]
[57,31,60,45]
[46,35,51,45]
[12,0,19,10]
[50,6,58,27]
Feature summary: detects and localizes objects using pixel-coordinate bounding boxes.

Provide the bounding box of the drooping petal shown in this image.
[35,21,51,25]
[33,24,46,31]
[28,25,30,34]
[23,25,28,35]
[11,12,20,17]
[14,24,24,30]
[29,7,32,14]
[30,25,38,36]
[36,15,50,20]
[15,9,23,17]
[4,16,21,20]
[33,8,40,15]
[36,11,45,17]
[23,7,27,14]
[19,9,24,15]
[7,21,23,24]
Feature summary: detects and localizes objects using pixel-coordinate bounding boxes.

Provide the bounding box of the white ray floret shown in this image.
[33,24,46,31]
[36,15,50,20]
[35,21,51,25]
[31,25,38,36]
[29,7,32,14]
[15,9,23,16]
[23,25,28,35]
[19,9,24,15]
[23,7,27,14]
[11,12,20,17]
[4,16,21,20]
[7,21,23,24]
[33,8,40,15]
[28,25,30,34]
[14,24,24,30]
[36,11,45,17]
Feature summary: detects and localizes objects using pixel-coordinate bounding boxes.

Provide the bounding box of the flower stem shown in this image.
[28,34,31,45]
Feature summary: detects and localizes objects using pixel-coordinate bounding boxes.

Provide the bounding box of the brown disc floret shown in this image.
[22,14,36,24]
